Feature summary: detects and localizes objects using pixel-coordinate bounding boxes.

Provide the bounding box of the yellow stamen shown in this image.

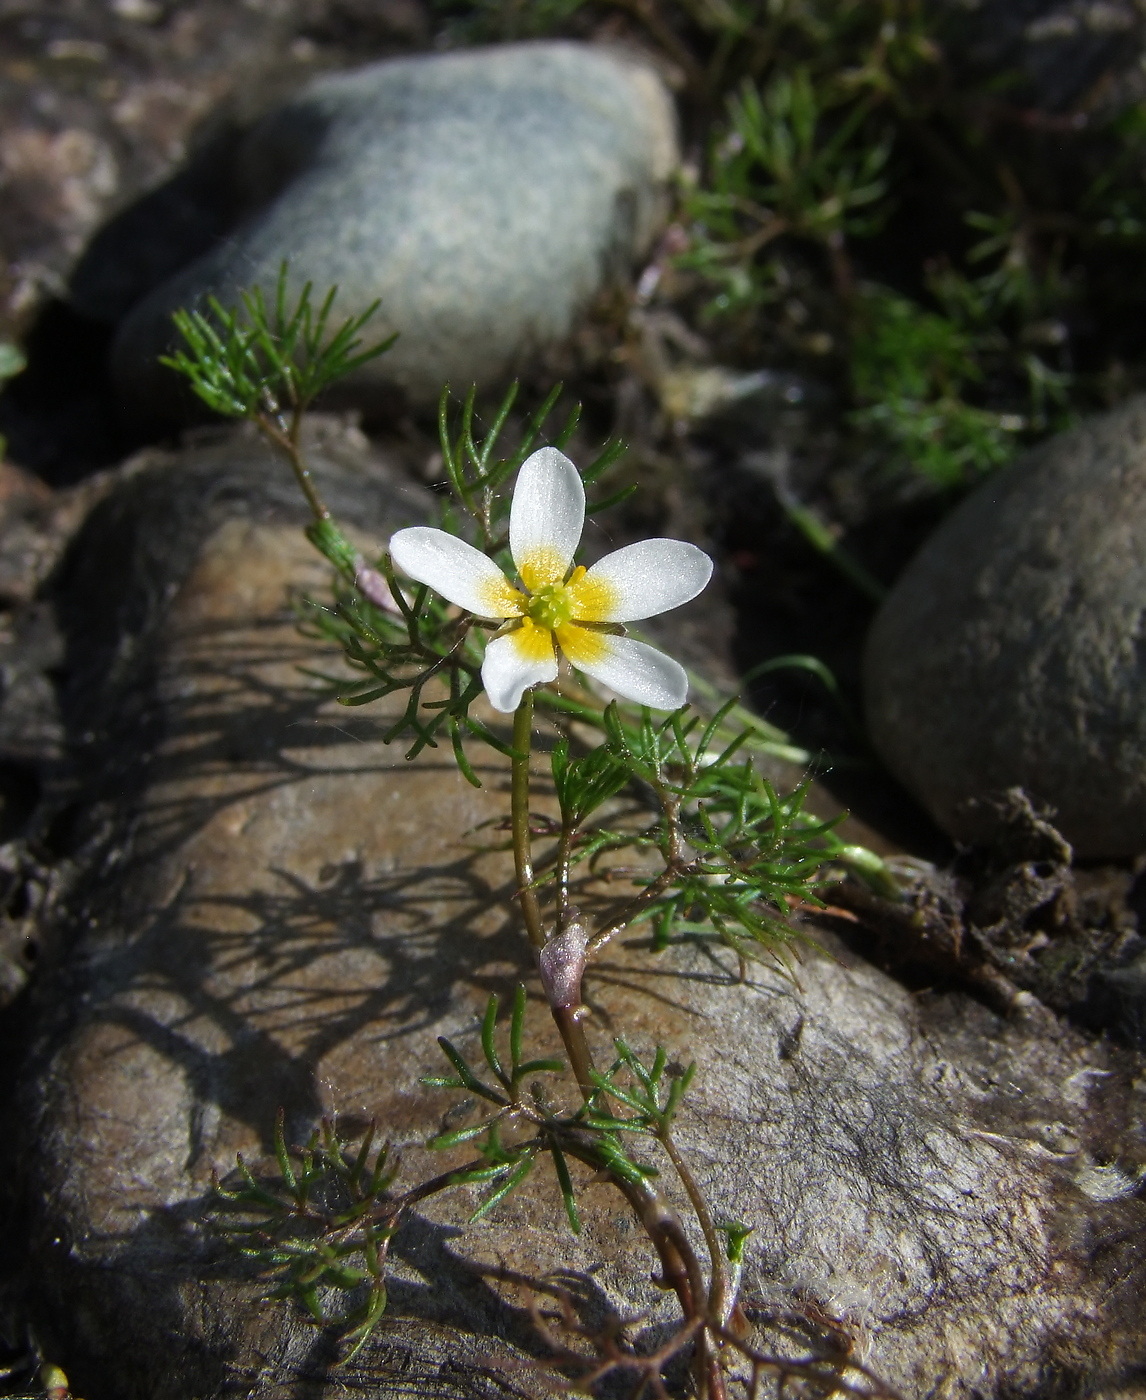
[526,582,573,630]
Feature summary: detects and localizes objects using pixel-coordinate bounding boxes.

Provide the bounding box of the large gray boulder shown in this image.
[7,421,1146,1399]
[865,395,1146,858]
[108,42,677,425]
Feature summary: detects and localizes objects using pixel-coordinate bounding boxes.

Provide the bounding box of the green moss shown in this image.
[439,0,1146,491]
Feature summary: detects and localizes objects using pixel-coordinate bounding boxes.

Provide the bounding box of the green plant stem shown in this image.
[511,694,598,1101]
[256,407,330,523]
[511,696,545,951]
[661,1129,727,1327]
[558,1128,706,1313]
[551,1004,597,1104]
[555,822,574,931]
[774,487,886,603]
[510,697,722,1395]
[588,782,686,954]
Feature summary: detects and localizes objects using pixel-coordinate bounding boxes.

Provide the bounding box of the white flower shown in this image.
[388,447,714,713]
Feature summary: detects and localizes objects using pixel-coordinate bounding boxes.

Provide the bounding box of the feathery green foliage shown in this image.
[547,699,842,963]
[161,263,396,421]
[586,1040,695,1137]
[212,1112,397,1359]
[686,66,892,266]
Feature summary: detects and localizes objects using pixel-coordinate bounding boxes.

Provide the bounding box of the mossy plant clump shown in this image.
[440,0,1146,496]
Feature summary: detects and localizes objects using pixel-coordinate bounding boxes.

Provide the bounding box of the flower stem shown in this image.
[510,694,597,1100]
[510,696,724,1397]
[256,407,330,523]
[511,695,544,952]
[661,1128,728,1327]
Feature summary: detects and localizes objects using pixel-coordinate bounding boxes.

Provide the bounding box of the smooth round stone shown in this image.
[865,395,1146,858]
[109,41,677,425]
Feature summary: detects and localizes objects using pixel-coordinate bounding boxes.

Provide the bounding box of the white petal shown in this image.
[389,527,522,618]
[571,540,714,623]
[482,625,558,713]
[556,625,688,711]
[509,447,585,590]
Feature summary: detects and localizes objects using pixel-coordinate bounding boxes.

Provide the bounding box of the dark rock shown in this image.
[0,0,433,477]
[4,420,1146,1398]
[0,0,432,344]
[830,790,1146,1044]
[1088,943,1146,1048]
[107,42,677,426]
[0,601,64,770]
[0,454,174,783]
[0,463,85,609]
[68,127,251,330]
[864,395,1146,859]
[0,840,62,1006]
[934,0,1144,113]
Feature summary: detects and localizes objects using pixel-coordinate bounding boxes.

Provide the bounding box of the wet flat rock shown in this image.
[8,424,1146,1399]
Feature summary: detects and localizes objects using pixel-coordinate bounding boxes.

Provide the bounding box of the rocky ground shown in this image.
[0,3,1144,1398]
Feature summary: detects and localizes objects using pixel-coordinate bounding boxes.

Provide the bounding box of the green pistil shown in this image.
[526,583,573,631]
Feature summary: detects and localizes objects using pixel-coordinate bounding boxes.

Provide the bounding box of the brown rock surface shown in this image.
[7,422,1146,1399]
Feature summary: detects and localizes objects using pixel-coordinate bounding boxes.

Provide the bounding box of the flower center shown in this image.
[525,582,574,631]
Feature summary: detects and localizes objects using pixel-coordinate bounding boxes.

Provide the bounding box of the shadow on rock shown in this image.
[4,419,1145,1400]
